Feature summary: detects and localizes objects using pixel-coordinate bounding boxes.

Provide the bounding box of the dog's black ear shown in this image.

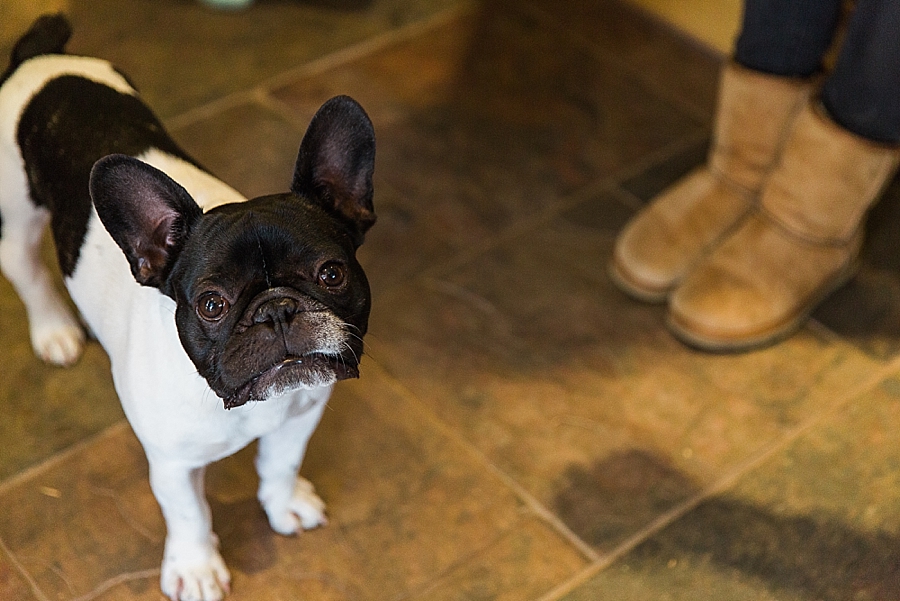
[90,154,203,289]
[292,95,376,245]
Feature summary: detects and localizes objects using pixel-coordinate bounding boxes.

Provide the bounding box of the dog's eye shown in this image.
[317,262,346,289]
[197,292,230,321]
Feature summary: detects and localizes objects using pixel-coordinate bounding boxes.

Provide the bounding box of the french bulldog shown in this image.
[0,15,375,601]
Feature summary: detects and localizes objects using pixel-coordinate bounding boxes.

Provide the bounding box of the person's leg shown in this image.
[734,0,842,77]
[822,0,900,143]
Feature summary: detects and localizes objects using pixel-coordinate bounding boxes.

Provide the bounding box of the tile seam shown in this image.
[390,515,541,601]
[367,361,602,563]
[608,184,646,212]
[0,421,128,496]
[165,90,257,134]
[256,1,476,93]
[68,568,160,601]
[164,1,476,133]
[0,535,52,601]
[419,129,710,281]
[535,349,900,600]
[253,88,314,134]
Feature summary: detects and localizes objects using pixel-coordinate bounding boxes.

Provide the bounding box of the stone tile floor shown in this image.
[3,0,900,599]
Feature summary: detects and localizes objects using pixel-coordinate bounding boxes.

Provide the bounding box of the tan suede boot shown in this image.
[609,62,811,302]
[667,102,900,351]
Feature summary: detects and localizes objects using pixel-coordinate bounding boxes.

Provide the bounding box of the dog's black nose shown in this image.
[253,297,299,325]
[241,286,325,331]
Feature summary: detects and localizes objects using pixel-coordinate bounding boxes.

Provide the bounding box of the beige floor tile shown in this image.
[0,269,123,482]
[169,102,305,200]
[407,517,587,601]
[60,0,467,120]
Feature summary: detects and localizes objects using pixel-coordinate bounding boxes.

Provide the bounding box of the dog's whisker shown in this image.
[340,340,360,365]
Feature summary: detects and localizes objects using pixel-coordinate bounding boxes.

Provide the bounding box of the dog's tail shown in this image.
[1,14,72,83]
[11,14,72,65]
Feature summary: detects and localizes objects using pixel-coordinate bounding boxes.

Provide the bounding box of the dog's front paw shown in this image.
[260,476,328,535]
[30,318,84,367]
[160,540,231,601]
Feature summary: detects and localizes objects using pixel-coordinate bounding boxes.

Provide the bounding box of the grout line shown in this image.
[164,90,257,134]
[609,128,710,186]
[482,457,602,563]
[420,176,616,279]
[0,535,53,601]
[257,1,475,92]
[420,129,710,281]
[0,421,128,496]
[608,0,729,63]
[68,568,160,601]
[367,361,601,563]
[536,349,900,600]
[253,88,314,133]
[390,517,530,601]
[164,2,475,133]
[609,184,648,212]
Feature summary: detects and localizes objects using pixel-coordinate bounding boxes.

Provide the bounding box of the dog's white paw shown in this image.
[261,476,328,535]
[160,542,231,601]
[30,320,84,366]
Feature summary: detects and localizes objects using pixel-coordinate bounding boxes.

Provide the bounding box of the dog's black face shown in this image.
[169,196,371,408]
[89,96,376,408]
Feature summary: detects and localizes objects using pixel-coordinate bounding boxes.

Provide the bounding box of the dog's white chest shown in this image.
[138,387,330,465]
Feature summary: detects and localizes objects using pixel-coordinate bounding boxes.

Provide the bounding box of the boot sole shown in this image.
[665,259,859,353]
[607,259,671,304]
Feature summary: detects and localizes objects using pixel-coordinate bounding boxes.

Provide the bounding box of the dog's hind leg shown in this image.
[0,161,84,366]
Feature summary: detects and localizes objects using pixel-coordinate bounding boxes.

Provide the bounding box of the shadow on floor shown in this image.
[557,449,900,601]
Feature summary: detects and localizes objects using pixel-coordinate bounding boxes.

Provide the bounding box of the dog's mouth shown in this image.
[223,353,358,409]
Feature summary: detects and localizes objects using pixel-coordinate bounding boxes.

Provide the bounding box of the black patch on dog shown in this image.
[0,13,73,240]
[17,75,196,276]
[0,14,71,86]
[172,197,372,408]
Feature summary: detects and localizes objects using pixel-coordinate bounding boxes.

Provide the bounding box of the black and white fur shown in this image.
[0,16,376,601]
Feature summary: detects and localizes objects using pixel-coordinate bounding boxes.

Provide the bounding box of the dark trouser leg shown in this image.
[734,0,843,77]
[822,0,900,143]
